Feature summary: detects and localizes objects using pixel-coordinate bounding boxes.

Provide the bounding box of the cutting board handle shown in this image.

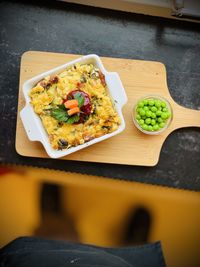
[173,103,200,129]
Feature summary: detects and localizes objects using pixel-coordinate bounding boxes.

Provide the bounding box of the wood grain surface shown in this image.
[15,51,200,166]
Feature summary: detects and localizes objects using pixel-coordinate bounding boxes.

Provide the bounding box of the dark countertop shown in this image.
[0,0,200,190]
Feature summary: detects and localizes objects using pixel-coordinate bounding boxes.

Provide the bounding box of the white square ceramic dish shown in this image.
[20,54,127,158]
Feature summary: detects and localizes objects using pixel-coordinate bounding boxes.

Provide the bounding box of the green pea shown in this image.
[141,115,146,119]
[156,110,162,116]
[148,125,153,131]
[161,112,168,119]
[143,100,148,106]
[139,109,146,116]
[151,119,156,125]
[148,100,154,106]
[159,122,165,128]
[161,101,166,108]
[138,101,144,108]
[142,124,148,130]
[155,100,161,108]
[139,119,145,125]
[153,124,159,131]
[143,106,149,111]
[162,107,168,112]
[151,106,157,113]
[151,113,156,119]
[136,114,141,120]
[145,118,151,125]
[165,112,171,119]
[157,117,163,123]
[146,110,152,117]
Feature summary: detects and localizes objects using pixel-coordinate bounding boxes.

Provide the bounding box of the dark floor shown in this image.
[0,0,200,190]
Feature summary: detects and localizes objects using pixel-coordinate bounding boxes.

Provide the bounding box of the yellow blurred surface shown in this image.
[0,171,41,246]
[0,166,199,267]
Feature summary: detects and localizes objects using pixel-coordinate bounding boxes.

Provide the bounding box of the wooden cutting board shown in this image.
[16,51,200,166]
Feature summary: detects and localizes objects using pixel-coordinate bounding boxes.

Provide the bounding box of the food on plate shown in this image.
[29,63,121,150]
[134,96,172,133]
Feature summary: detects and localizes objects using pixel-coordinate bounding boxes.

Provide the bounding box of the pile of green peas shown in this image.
[135,98,171,132]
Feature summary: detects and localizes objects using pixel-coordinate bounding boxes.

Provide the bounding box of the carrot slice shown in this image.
[67,107,80,116]
[64,99,78,109]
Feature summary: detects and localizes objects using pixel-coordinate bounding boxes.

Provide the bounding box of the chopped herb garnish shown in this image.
[51,104,80,124]
[66,114,80,124]
[74,93,84,108]
[102,126,112,130]
[57,104,66,110]
[51,107,69,122]
[80,76,87,83]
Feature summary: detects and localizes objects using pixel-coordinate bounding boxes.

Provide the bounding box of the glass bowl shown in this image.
[132,95,173,135]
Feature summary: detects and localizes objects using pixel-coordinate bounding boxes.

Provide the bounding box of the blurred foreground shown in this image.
[0,165,199,267]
